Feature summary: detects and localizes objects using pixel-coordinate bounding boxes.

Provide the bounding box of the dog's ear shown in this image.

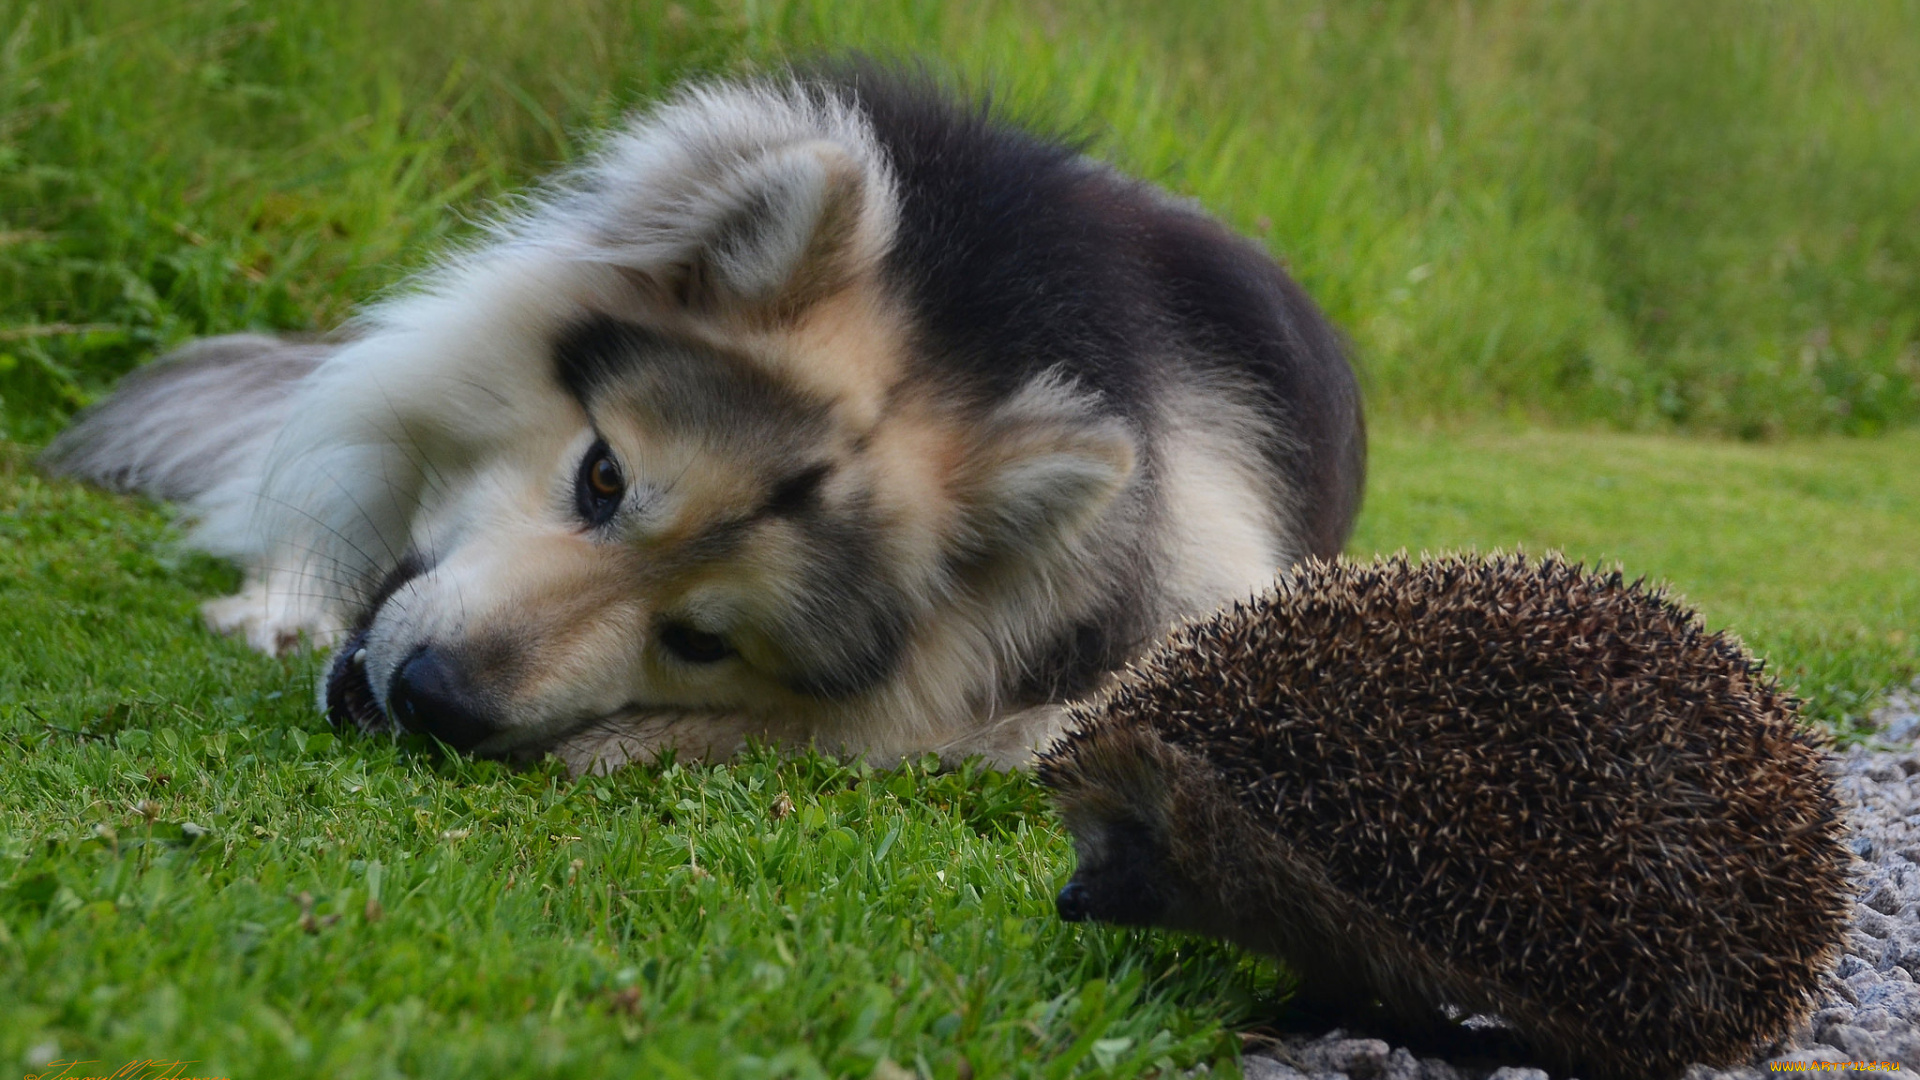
[39,334,333,502]
[953,378,1139,561]
[606,140,876,323]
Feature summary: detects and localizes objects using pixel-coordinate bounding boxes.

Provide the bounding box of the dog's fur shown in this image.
[43,66,1365,775]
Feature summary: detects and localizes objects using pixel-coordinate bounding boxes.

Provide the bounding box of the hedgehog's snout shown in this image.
[1054,819,1173,927]
[1056,881,1092,922]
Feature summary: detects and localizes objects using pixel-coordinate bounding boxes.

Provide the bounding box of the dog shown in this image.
[42,64,1365,775]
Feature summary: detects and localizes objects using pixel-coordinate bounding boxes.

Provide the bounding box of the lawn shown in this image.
[6,429,1915,1078]
[4,1,1918,1077]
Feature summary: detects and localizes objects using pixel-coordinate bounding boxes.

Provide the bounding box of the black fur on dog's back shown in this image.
[820,62,1363,557]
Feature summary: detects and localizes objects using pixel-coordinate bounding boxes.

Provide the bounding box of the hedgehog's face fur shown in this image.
[1043,720,1214,932]
[1055,815,1183,927]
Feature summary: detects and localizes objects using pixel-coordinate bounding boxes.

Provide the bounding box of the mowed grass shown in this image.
[5,430,1917,1077]
[0,444,1268,1079]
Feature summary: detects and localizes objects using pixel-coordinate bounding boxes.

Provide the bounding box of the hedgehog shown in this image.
[1036,552,1852,1080]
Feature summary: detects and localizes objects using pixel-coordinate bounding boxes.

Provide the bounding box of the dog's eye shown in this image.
[658,621,734,665]
[589,457,622,497]
[576,439,625,525]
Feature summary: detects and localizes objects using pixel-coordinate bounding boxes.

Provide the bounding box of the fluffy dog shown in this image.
[43,65,1365,775]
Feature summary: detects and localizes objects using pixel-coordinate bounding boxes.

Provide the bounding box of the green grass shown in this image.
[0,445,1267,1079]
[1356,426,1920,734]
[5,429,1917,1077]
[5,1,1920,1076]
[2,0,1918,437]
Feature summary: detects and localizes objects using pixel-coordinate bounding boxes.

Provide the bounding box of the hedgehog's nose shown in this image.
[1056,881,1092,922]
[388,645,500,752]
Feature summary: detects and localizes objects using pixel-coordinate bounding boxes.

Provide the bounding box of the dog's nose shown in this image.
[1056,881,1092,922]
[387,645,499,752]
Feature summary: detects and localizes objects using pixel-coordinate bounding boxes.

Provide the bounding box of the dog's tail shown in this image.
[39,334,333,503]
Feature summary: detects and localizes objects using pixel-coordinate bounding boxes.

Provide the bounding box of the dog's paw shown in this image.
[928,703,1069,770]
[549,712,791,776]
[202,579,343,656]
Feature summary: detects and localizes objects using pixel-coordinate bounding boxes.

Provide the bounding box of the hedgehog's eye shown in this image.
[658,620,734,665]
[576,439,625,526]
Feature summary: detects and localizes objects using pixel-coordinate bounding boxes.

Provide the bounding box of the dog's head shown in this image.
[277,77,1139,769]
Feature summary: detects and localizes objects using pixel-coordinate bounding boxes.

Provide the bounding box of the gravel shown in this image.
[1240,681,1920,1079]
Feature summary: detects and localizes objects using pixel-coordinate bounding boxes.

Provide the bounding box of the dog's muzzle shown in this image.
[324,628,384,733]
[326,634,503,753]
